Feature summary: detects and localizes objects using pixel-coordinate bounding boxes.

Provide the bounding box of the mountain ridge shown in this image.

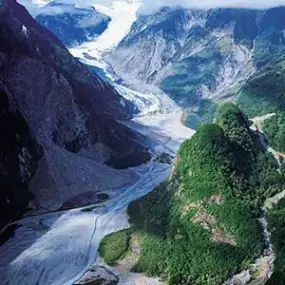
[36,2,111,47]
[0,0,150,227]
[107,6,285,127]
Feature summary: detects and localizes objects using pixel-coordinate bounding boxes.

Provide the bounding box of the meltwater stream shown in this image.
[0,1,194,284]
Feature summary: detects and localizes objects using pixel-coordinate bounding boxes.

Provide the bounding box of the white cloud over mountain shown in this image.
[19,0,285,16]
[140,0,285,14]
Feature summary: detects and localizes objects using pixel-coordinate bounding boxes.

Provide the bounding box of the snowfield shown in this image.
[0,1,194,284]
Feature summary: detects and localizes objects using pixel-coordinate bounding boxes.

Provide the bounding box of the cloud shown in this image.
[18,0,112,16]
[19,0,285,16]
[139,0,285,14]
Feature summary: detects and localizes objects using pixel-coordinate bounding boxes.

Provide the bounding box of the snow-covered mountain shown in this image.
[35,2,111,47]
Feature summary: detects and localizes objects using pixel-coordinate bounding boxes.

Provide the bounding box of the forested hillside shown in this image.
[266,195,285,285]
[263,112,285,153]
[238,61,285,117]
[99,104,284,284]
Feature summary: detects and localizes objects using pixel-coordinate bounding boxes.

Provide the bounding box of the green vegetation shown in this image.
[197,99,218,122]
[185,99,217,130]
[160,37,231,106]
[185,114,201,129]
[98,103,284,284]
[266,195,285,285]
[128,182,171,277]
[238,62,285,117]
[97,103,284,284]
[205,9,258,49]
[215,104,282,204]
[252,151,285,204]
[237,24,285,117]
[254,6,285,68]
[98,229,132,266]
[125,103,285,284]
[263,113,285,153]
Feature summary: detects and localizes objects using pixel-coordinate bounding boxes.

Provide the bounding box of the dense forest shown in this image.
[238,59,285,117]
[266,195,285,285]
[263,112,285,153]
[238,61,285,154]
[184,99,217,130]
[100,103,285,284]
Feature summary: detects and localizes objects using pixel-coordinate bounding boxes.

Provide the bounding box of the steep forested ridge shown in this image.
[263,112,285,153]
[266,195,285,285]
[99,104,285,285]
[238,62,285,117]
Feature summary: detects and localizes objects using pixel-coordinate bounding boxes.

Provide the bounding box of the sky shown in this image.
[19,0,285,16]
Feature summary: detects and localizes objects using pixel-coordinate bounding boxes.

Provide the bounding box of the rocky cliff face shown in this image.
[0,89,42,229]
[36,2,111,47]
[0,0,150,225]
[108,7,285,109]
